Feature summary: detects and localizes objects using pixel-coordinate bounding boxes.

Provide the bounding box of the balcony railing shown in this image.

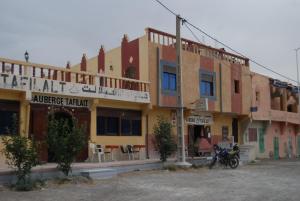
[252,109,300,125]
[0,57,150,103]
[0,57,149,92]
[146,27,249,66]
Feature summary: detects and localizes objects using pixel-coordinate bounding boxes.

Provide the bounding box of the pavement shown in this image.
[1,159,300,201]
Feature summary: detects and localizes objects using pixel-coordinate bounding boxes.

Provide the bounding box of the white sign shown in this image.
[0,73,150,103]
[31,94,90,108]
[186,115,213,125]
[190,98,208,111]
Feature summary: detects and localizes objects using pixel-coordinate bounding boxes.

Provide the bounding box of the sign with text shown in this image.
[190,98,208,111]
[31,94,89,108]
[186,115,213,125]
[0,73,150,103]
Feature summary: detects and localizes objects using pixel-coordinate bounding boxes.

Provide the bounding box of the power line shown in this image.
[153,0,297,83]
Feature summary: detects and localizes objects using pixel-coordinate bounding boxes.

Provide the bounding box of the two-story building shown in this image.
[72,28,252,159]
[244,73,300,159]
[0,54,150,163]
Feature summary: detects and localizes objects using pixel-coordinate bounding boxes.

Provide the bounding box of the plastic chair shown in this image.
[127,145,139,160]
[120,145,131,160]
[96,144,105,163]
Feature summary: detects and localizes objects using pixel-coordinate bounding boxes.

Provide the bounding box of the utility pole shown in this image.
[175,15,191,167]
[295,48,300,113]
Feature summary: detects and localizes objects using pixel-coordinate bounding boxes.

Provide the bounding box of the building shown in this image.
[243,72,300,159]
[1,27,298,165]
[69,28,252,159]
[0,53,150,163]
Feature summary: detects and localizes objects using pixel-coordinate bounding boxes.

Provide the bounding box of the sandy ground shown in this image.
[1,160,300,201]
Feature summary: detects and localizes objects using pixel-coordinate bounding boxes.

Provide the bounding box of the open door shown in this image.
[232,118,238,143]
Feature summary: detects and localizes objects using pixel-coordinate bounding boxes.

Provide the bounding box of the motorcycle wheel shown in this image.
[229,157,239,169]
[209,158,217,169]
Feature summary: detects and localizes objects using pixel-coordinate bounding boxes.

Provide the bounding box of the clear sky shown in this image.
[0,0,299,83]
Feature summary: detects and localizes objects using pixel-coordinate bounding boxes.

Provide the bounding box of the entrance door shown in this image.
[48,111,73,162]
[258,128,265,153]
[273,137,279,160]
[287,136,292,158]
[30,104,48,162]
[232,118,238,143]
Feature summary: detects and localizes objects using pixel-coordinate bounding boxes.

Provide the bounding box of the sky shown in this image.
[0,0,299,83]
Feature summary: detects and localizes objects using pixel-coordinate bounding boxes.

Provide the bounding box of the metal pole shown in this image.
[295,47,300,157]
[175,15,190,166]
[295,48,300,112]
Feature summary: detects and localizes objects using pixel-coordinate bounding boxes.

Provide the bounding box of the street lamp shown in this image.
[24,51,29,62]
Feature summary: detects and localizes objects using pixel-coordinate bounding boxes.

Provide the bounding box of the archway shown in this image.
[48,111,73,162]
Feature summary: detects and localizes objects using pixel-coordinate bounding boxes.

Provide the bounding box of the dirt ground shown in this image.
[1,159,300,201]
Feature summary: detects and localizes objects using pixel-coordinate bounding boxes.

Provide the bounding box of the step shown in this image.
[80,168,117,180]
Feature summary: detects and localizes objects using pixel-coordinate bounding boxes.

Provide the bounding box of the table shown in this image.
[105,145,119,161]
[133,145,146,160]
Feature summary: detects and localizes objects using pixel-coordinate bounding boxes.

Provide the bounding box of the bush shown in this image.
[47,114,86,176]
[2,136,39,191]
[153,115,177,162]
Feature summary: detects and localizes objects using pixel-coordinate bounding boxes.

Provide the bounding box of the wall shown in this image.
[244,121,298,159]
[147,38,251,115]
[0,89,29,166]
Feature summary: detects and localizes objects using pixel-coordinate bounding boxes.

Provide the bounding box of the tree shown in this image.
[47,114,86,176]
[153,115,177,162]
[1,114,38,191]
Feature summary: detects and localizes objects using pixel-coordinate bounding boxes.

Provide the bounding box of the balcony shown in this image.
[0,57,150,103]
[146,27,249,66]
[252,109,300,125]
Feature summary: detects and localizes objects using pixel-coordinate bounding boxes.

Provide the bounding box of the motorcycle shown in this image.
[209,144,240,169]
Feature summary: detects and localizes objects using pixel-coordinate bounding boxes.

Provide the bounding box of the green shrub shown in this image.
[153,115,177,162]
[47,114,86,176]
[2,136,38,191]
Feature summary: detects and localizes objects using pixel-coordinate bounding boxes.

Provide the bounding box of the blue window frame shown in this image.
[199,70,216,99]
[162,72,176,91]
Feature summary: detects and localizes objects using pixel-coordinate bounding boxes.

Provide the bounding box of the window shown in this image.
[200,71,215,98]
[96,116,119,136]
[248,128,257,142]
[256,91,260,102]
[132,120,141,135]
[0,100,19,135]
[96,108,141,136]
[234,80,240,93]
[162,72,176,91]
[201,81,214,96]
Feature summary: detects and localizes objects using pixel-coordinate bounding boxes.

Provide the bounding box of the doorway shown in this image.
[30,104,90,163]
[47,111,73,162]
[232,118,238,143]
[273,137,279,160]
[188,125,211,156]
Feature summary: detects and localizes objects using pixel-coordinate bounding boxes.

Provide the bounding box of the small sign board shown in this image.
[186,115,213,125]
[190,98,208,111]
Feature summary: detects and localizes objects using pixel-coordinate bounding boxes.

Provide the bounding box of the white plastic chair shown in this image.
[96,145,105,163]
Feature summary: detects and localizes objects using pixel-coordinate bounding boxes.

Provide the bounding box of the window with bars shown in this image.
[248,128,258,142]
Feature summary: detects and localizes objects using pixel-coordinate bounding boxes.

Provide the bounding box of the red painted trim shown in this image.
[121,36,140,79]
[200,56,215,111]
[162,46,176,62]
[80,54,87,72]
[231,63,242,114]
[98,46,105,73]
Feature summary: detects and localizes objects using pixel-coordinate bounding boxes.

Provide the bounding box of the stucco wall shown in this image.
[0,90,29,166]
[244,121,298,159]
